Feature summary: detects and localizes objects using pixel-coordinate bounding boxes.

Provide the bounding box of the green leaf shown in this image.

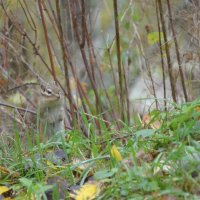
[135,129,156,138]
[19,177,33,188]
[132,11,140,21]
[124,22,130,30]
[94,168,118,180]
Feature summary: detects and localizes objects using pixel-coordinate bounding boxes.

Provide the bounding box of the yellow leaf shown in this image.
[111,145,122,161]
[70,182,100,200]
[147,31,163,45]
[46,160,58,171]
[0,186,13,200]
[0,186,9,194]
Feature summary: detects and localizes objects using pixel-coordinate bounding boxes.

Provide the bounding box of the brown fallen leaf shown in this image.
[136,150,154,165]
[0,165,20,178]
[158,194,178,200]
[122,150,155,167]
[142,114,161,129]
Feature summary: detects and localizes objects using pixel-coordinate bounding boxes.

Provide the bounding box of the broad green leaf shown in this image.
[94,168,118,180]
[135,129,156,138]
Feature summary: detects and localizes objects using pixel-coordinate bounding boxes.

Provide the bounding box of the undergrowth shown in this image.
[0,99,200,200]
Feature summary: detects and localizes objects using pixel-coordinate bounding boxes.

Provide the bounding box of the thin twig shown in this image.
[0,102,36,115]
[156,0,166,110]
[1,82,40,94]
[113,0,125,121]
[157,0,177,103]
[37,0,56,82]
[166,0,188,102]
[56,0,75,124]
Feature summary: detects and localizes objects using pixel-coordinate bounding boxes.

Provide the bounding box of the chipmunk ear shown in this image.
[41,84,45,90]
[40,85,46,94]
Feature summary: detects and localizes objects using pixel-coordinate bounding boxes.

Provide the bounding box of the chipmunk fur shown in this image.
[39,84,65,141]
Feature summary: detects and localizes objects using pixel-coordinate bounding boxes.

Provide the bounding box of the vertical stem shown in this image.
[70,0,104,132]
[157,0,177,103]
[156,0,167,110]
[113,0,125,121]
[37,0,56,82]
[166,0,188,102]
[56,0,75,124]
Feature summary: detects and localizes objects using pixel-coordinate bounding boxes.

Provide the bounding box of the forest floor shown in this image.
[0,98,200,200]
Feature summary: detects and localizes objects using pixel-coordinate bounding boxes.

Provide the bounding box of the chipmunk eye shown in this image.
[47,89,52,95]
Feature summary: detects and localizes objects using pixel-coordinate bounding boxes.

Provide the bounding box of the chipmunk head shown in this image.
[41,84,60,98]
[40,84,63,107]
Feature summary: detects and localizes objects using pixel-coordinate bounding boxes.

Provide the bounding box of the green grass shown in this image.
[0,99,200,200]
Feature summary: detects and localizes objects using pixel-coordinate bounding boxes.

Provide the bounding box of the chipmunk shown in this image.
[39,83,65,141]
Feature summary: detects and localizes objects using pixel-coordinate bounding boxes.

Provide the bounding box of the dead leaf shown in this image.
[0,166,10,175]
[158,195,178,200]
[183,52,193,62]
[142,114,161,129]
[136,150,154,165]
[0,165,20,178]
[0,186,14,200]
